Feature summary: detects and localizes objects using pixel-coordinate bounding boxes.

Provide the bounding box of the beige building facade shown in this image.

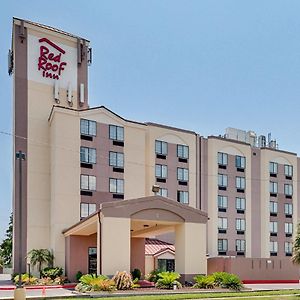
[11,18,300,282]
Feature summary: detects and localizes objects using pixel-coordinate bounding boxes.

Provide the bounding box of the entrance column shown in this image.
[175,222,207,283]
[97,218,101,275]
[101,216,131,276]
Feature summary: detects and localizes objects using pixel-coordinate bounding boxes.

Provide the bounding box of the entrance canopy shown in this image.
[63,196,208,281]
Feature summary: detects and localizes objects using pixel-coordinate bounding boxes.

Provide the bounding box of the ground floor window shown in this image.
[88,247,97,274]
[157,259,175,272]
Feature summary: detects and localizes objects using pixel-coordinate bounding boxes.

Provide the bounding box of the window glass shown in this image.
[218,195,228,209]
[236,197,246,210]
[177,145,189,159]
[284,184,293,196]
[155,164,168,178]
[236,156,246,169]
[269,162,278,174]
[177,191,189,204]
[218,174,228,187]
[270,221,278,233]
[109,125,124,141]
[177,168,189,181]
[155,140,168,155]
[284,165,293,177]
[236,177,245,189]
[218,217,228,229]
[269,201,278,213]
[236,219,246,231]
[269,181,278,193]
[158,188,168,197]
[109,178,124,194]
[109,152,124,168]
[218,152,228,165]
[284,203,293,215]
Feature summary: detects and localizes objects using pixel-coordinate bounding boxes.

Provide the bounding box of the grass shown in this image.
[55,290,300,300]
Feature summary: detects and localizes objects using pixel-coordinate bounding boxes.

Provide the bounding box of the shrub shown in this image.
[155,271,182,289]
[13,273,38,285]
[75,274,115,292]
[40,267,63,280]
[212,272,230,287]
[193,275,214,289]
[112,271,136,290]
[220,273,243,290]
[145,269,161,283]
[131,268,142,280]
[75,271,83,282]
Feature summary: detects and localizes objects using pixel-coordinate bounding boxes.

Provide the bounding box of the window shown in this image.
[284,165,293,177]
[269,162,278,174]
[218,152,228,166]
[155,140,168,155]
[270,221,278,233]
[236,239,246,252]
[109,178,124,194]
[270,241,278,253]
[285,242,292,255]
[218,174,228,187]
[218,217,228,230]
[269,181,278,194]
[236,197,246,211]
[269,201,278,214]
[177,168,189,181]
[80,175,96,191]
[236,219,246,231]
[284,184,293,196]
[285,223,293,235]
[80,147,96,164]
[80,203,96,218]
[109,152,124,168]
[218,195,228,209]
[218,239,228,252]
[80,119,96,136]
[109,125,124,141]
[236,177,246,190]
[284,203,293,215]
[157,188,168,197]
[155,164,168,178]
[177,191,189,204]
[177,144,189,159]
[236,156,246,169]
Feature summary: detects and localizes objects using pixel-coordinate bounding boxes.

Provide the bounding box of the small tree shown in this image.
[0,213,13,266]
[292,223,300,264]
[27,249,54,277]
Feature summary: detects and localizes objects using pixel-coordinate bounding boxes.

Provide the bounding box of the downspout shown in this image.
[98,211,102,275]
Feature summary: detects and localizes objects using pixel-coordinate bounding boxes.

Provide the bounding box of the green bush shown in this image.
[221,273,243,290]
[13,273,38,285]
[193,272,243,290]
[131,268,142,280]
[193,275,215,289]
[75,274,116,292]
[40,267,63,280]
[145,269,161,283]
[75,271,83,282]
[155,271,182,289]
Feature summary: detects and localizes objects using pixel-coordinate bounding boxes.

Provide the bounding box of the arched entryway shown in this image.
[63,196,208,282]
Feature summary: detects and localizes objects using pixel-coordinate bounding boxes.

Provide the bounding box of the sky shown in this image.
[1,0,300,240]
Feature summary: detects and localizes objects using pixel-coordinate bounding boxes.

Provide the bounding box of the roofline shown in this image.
[207,135,297,156]
[13,17,90,42]
[146,122,197,135]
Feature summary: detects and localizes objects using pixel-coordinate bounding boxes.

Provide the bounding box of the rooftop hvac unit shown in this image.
[258,135,266,148]
[269,140,277,149]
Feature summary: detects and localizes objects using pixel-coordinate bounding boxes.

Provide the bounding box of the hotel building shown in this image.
[10,18,300,282]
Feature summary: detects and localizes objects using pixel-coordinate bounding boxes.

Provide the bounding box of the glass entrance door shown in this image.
[88,247,97,274]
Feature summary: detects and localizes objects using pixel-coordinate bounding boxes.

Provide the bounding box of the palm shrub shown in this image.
[27,249,54,277]
[155,271,182,289]
[13,273,38,285]
[292,223,300,264]
[75,274,116,292]
[145,269,161,283]
[40,267,63,280]
[193,275,215,289]
[212,272,230,287]
[112,271,136,290]
[221,273,242,290]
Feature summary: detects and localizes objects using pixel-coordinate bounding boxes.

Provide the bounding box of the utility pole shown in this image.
[14,150,26,300]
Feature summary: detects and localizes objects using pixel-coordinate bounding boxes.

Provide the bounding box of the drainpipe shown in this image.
[97,211,102,275]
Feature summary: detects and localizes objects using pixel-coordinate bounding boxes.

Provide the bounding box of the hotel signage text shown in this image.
[38,38,67,80]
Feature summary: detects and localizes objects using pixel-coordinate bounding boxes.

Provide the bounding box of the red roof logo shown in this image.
[37,38,67,80]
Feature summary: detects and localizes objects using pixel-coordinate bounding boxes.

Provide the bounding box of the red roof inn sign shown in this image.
[38,38,67,80]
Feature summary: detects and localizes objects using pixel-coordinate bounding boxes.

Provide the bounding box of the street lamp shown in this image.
[14,150,26,300]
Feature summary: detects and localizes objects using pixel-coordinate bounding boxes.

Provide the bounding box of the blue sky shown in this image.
[1,0,300,240]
